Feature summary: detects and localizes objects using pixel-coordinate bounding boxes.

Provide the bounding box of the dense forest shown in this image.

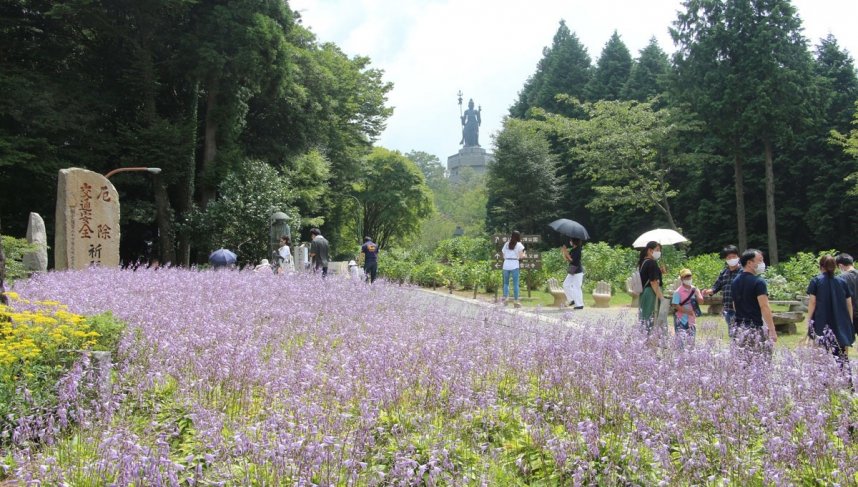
[0,0,433,265]
[488,2,858,264]
[2,0,858,268]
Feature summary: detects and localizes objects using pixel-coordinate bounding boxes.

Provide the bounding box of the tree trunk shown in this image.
[0,215,7,305]
[733,151,748,251]
[153,174,176,265]
[177,82,200,267]
[200,76,219,209]
[660,198,679,232]
[763,139,778,265]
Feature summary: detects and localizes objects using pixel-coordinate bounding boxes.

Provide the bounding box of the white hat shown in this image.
[348,260,357,267]
[259,259,270,266]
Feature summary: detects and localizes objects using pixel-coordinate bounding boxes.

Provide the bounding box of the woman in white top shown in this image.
[277,236,294,273]
[501,231,526,308]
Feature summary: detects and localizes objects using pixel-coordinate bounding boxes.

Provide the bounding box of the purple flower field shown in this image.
[4,267,858,485]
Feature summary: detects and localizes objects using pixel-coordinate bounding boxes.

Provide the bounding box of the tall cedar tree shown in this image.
[486,119,561,235]
[510,20,592,118]
[623,37,671,102]
[585,31,633,102]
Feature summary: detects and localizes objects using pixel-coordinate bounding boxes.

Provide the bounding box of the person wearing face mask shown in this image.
[703,245,742,335]
[806,255,854,369]
[731,248,777,348]
[671,268,704,343]
[637,241,663,332]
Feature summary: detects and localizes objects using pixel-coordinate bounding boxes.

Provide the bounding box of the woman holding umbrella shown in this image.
[637,241,664,332]
[548,219,590,309]
[562,238,585,309]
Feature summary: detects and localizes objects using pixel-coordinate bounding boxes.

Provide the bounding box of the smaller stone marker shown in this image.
[55,168,120,270]
[23,212,48,272]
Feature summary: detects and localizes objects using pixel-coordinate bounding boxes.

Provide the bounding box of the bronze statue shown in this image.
[460,98,481,147]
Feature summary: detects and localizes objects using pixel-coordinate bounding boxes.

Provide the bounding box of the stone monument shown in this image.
[55,168,120,270]
[447,92,494,183]
[23,212,48,272]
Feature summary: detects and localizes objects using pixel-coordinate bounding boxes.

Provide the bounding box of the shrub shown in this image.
[1,293,126,446]
[579,242,638,293]
[433,237,490,265]
[2,236,39,283]
[482,264,502,294]
[451,262,483,290]
[769,250,837,299]
[681,253,723,290]
[410,261,450,288]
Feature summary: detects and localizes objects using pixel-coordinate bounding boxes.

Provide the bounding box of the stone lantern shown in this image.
[269,211,291,259]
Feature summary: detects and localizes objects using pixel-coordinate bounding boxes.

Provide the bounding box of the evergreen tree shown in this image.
[586,31,633,101]
[623,37,671,102]
[801,38,858,251]
[510,20,592,118]
[726,0,817,264]
[672,0,817,263]
[814,35,858,131]
[486,119,560,235]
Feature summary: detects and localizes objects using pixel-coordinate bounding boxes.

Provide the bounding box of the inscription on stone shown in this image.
[55,168,120,270]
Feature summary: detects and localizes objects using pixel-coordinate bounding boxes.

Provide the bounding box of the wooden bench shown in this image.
[772,311,804,335]
[625,276,640,308]
[547,278,566,308]
[592,280,611,308]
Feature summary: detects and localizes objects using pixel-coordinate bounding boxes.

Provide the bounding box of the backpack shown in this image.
[630,270,644,294]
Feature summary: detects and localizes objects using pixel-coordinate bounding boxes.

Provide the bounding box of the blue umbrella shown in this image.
[209,248,237,267]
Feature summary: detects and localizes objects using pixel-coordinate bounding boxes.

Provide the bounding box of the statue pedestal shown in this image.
[447,146,494,183]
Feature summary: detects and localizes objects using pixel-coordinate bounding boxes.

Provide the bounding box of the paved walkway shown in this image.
[410,288,637,329]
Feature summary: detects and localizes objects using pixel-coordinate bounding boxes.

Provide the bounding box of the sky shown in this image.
[289,0,858,167]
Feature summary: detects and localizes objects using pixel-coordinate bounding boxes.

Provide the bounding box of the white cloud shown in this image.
[291,0,858,165]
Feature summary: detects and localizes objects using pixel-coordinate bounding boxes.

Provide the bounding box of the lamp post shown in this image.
[104,167,162,179]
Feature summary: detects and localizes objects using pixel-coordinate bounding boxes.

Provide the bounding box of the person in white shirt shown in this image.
[277,235,294,273]
[501,230,526,308]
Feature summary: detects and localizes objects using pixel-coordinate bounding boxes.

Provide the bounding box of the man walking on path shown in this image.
[308,228,329,277]
[360,236,379,283]
[731,248,777,350]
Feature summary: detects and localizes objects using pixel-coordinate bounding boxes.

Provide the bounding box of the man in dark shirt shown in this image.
[308,228,329,277]
[360,236,379,283]
[836,253,858,334]
[731,248,777,347]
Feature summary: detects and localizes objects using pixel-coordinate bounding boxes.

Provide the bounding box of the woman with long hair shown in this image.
[637,241,663,332]
[501,230,525,308]
[806,255,855,368]
[561,238,585,309]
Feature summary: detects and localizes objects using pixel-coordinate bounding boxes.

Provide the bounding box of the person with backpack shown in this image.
[637,241,664,333]
[672,268,704,344]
